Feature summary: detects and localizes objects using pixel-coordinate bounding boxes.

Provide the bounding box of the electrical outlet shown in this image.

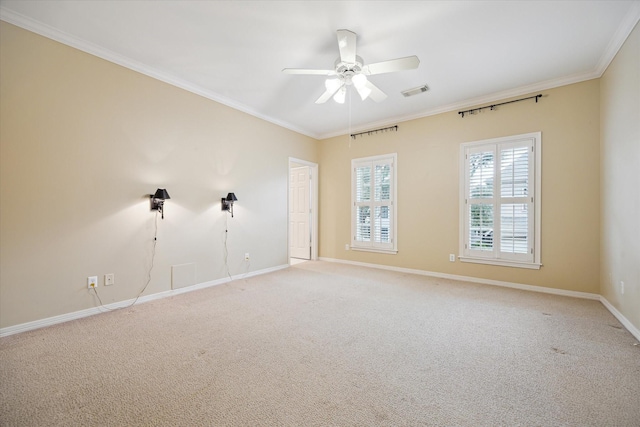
[449,254,455,262]
[105,273,114,286]
[620,281,625,295]
[345,244,350,250]
[244,253,250,261]
[87,276,98,290]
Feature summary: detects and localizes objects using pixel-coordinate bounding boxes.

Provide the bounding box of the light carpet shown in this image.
[1,261,639,426]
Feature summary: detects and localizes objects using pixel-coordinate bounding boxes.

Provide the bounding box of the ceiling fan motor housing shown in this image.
[335,56,364,84]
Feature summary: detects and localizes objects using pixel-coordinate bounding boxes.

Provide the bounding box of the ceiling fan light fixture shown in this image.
[352,73,367,89]
[356,85,371,101]
[333,86,346,104]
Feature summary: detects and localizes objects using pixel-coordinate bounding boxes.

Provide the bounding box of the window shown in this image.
[459,132,541,269]
[351,153,397,254]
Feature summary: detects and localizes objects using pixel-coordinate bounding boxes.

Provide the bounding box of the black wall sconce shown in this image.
[150,188,170,219]
[221,193,238,217]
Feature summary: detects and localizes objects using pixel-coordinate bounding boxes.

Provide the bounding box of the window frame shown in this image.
[351,153,398,254]
[459,132,542,269]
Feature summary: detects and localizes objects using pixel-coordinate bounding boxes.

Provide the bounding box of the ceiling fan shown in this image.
[283,29,420,104]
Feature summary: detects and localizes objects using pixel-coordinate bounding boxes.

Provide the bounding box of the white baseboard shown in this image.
[319,257,600,300]
[0,264,288,338]
[599,296,640,341]
[5,260,638,343]
[319,257,640,341]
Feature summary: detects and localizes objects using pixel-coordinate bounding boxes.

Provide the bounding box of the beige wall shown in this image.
[600,23,640,330]
[319,80,601,294]
[0,22,318,328]
[2,19,637,334]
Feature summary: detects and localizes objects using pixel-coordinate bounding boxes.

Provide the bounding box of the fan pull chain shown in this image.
[348,87,352,148]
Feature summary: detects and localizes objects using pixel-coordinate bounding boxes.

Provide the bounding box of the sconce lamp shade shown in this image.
[151,188,170,219]
[154,188,171,200]
[222,192,238,217]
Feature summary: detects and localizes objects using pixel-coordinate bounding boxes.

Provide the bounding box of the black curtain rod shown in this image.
[458,94,543,118]
[350,125,398,139]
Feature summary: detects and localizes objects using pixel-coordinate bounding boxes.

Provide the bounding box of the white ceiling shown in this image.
[1,1,639,139]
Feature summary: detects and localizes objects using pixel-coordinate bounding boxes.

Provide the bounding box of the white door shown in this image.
[290,166,310,259]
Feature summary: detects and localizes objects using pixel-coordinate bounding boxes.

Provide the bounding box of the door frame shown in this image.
[288,157,318,262]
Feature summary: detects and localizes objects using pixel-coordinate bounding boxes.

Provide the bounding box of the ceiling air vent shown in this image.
[401,85,429,97]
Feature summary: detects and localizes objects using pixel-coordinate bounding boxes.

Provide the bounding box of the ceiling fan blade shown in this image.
[364,80,387,102]
[337,29,356,64]
[282,68,336,75]
[315,83,343,104]
[362,55,420,75]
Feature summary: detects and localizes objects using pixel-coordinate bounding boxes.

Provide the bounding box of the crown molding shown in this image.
[0,7,319,140]
[3,3,638,142]
[318,69,600,140]
[594,1,640,76]
[320,2,640,140]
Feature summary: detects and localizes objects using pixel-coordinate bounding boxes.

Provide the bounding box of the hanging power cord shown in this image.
[90,210,159,311]
[223,211,233,281]
[222,209,252,281]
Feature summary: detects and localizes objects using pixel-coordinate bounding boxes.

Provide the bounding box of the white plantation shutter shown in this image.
[352,154,397,253]
[355,165,371,242]
[498,142,533,260]
[467,147,496,255]
[460,133,541,269]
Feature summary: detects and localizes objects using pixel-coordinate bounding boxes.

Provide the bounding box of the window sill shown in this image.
[351,247,398,255]
[459,256,541,270]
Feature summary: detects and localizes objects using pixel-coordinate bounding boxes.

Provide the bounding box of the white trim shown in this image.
[320,257,640,341]
[459,256,541,270]
[320,75,596,140]
[319,1,640,141]
[4,260,638,344]
[319,257,598,300]
[599,296,640,342]
[351,247,398,255]
[0,8,317,140]
[594,2,640,76]
[0,264,288,338]
[459,132,542,269]
[320,0,640,143]
[3,5,638,142]
[351,153,398,253]
[534,133,542,266]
